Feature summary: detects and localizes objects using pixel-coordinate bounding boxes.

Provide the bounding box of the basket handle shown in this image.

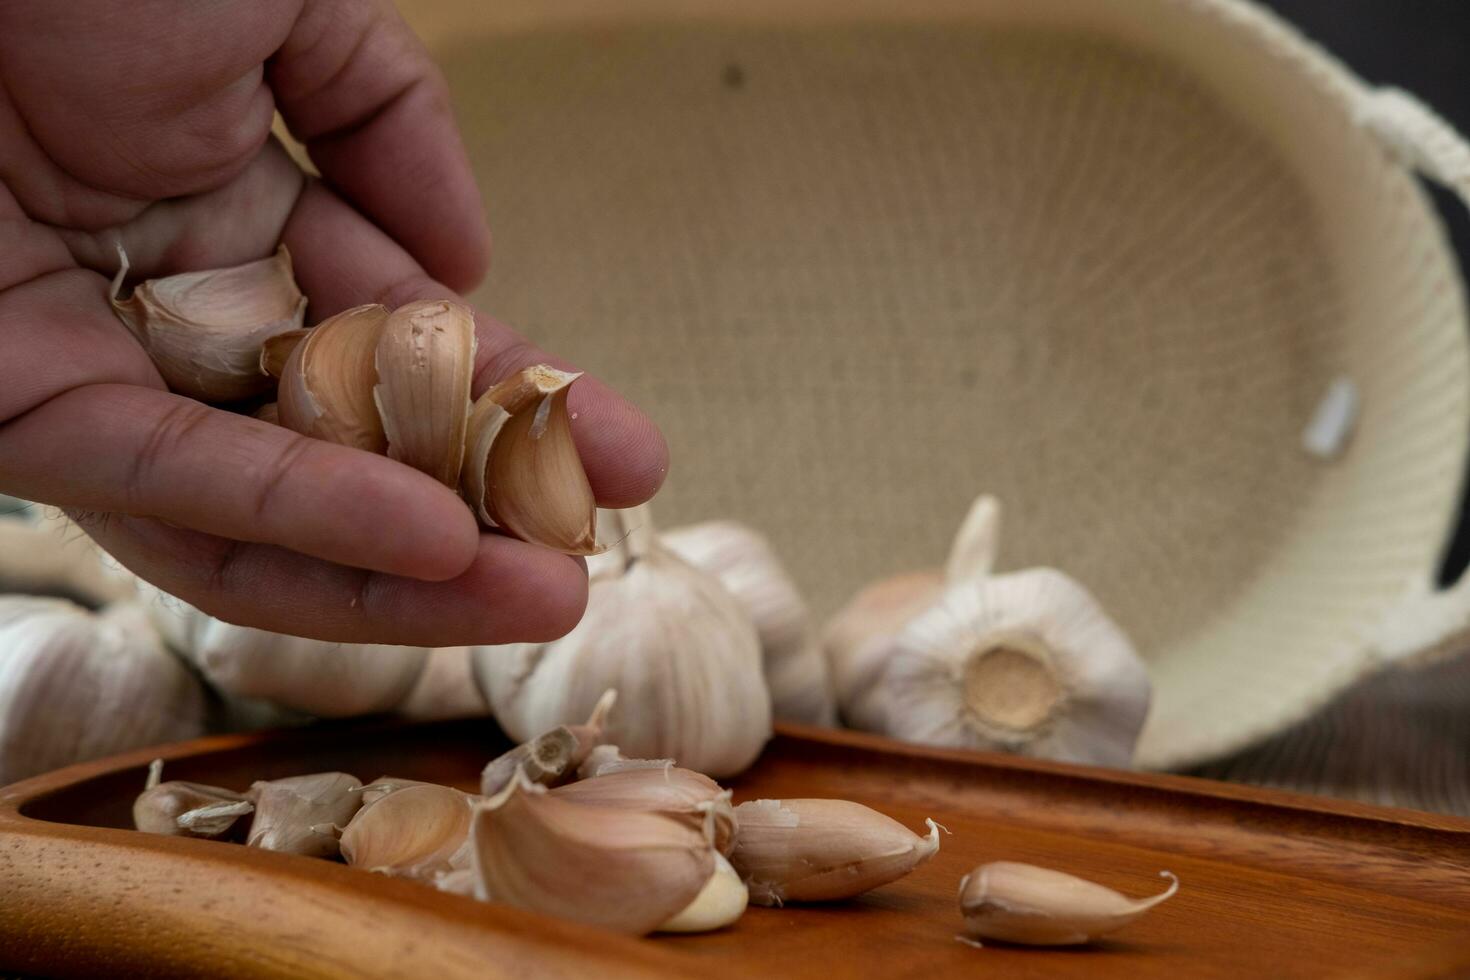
[1353,87,1470,665]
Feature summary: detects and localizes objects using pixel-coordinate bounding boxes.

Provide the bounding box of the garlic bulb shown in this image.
[882,570,1150,767]
[662,520,835,727]
[109,244,306,402]
[0,597,205,786]
[825,570,944,732]
[373,300,477,486]
[550,765,738,855]
[658,853,748,933]
[278,304,390,452]
[340,782,476,880]
[469,772,715,935]
[246,771,363,858]
[133,760,253,839]
[395,646,488,721]
[460,365,598,554]
[139,587,430,718]
[728,798,941,905]
[958,862,1179,946]
[472,506,771,778]
[0,512,137,607]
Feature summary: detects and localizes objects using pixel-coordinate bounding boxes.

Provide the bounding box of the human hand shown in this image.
[0,0,667,645]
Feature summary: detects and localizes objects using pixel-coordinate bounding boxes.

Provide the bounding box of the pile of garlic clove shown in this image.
[824,494,1153,769]
[131,694,947,938]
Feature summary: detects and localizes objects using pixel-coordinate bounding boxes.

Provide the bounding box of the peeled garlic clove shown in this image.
[662,520,835,727]
[460,365,597,554]
[472,506,772,779]
[341,782,475,880]
[943,494,1002,584]
[883,569,1151,768]
[729,798,941,906]
[470,773,715,935]
[0,598,205,787]
[658,853,748,933]
[479,725,577,796]
[133,760,253,839]
[109,245,306,402]
[278,304,389,452]
[551,765,737,855]
[373,300,477,486]
[259,328,310,379]
[824,570,944,731]
[246,772,363,858]
[958,863,1179,946]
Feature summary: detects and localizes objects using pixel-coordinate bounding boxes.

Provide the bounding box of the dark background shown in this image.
[1259,0,1470,584]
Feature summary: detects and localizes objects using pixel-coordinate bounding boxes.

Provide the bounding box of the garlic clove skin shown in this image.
[550,765,738,855]
[373,300,477,487]
[470,772,716,935]
[259,329,310,379]
[958,862,1179,946]
[728,798,941,906]
[109,245,306,402]
[278,304,390,452]
[943,494,1002,585]
[883,569,1151,768]
[461,365,598,554]
[824,570,944,732]
[662,520,835,727]
[253,402,281,425]
[472,508,772,779]
[340,782,476,880]
[133,760,253,839]
[246,772,363,858]
[657,853,748,933]
[0,597,205,786]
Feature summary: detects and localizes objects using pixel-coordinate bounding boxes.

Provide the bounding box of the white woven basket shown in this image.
[404,0,1470,769]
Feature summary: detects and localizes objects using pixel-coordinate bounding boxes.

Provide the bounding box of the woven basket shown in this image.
[403,0,1470,770]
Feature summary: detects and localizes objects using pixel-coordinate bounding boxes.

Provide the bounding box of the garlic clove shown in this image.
[657,853,748,933]
[958,862,1179,946]
[246,772,363,858]
[358,776,437,808]
[469,772,715,935]
[253,402,280,425]
[943,494,1002,584]
[883,569,1151,768]
[340,782,476,880]
[460,365,598,554]
[472,507,772,779]
[562,688,618,771]
[277,304,389,452]
[824,570,944,732]
[133,759,253,839]
[0,598,205,787]
[373,300,477,487]
[662,519,835,727]
[109,244,306,402]
[574,743,634,780]
[728,798,941,905]
[551,765,737,855]
[480,725,578,796]
[259,328,310,379]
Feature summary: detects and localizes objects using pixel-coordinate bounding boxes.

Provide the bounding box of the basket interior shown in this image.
[435,8,1469,767]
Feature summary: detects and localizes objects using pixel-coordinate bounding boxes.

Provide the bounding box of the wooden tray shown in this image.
[3,720,1469,979]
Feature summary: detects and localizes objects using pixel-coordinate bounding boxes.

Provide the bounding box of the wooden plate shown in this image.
[2,720,1468,978]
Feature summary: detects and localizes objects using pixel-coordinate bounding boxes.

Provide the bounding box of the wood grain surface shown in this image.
[2,720,1469,978]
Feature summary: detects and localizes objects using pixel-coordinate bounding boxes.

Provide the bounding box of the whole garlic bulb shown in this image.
[825,495,1151,767]
[0,597,206,786]
[472,506,772,778]
[882,569,1150,767]
[0,512,138,607]
[138,587,430,718]
[662,520,836,727]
